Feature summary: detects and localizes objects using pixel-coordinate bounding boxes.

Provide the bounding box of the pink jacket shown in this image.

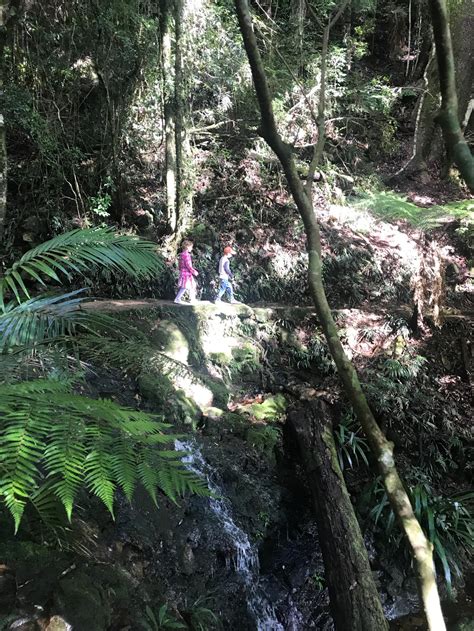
[178,251,198,289]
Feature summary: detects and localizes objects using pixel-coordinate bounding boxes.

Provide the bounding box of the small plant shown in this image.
[186,596,219,631]
[310,573,325,590]
[382,354,427,381]
[143,604,186,631]
[288,333,335,374]
[360,477,474,594]
[88,178,116,223]
[335,414,370,470]
[246,425,281,456]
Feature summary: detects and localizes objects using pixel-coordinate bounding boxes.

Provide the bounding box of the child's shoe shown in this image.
[230,299,241,304]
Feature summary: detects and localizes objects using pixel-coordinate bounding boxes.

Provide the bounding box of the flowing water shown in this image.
[175,439,286,631]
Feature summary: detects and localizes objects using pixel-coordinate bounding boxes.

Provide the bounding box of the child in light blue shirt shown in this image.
[215,246,239,304]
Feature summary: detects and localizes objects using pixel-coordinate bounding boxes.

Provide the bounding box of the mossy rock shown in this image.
[53,566,132,631]
[148,320,189,363]
[231,343,258,363]
[224,412,249,436]
[202,411,249,438]
[138,371,174,407]
[208,352,231,367]
[242,394,287,422]
[138,371,201,422]
[230,343,261,380]
[246,425,281,457]
[201,376,230,409]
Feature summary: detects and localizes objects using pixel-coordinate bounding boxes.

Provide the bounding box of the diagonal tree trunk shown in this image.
[233,1,446,629]
[428,0,474,192]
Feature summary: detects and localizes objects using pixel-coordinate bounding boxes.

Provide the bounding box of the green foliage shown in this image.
[143,604,186,631]
[361,478,474,593]
[310,573,326,590]
[0,379,208,532]
[0,291,131,352]
[0,228,164,309]
[382,354,427,381]
[288,332,335,374]
[142,598,218,631]
[0,229,207,532]
[246,425,281,456]
[186,596,219,631]
[356,192,474,229]
[335,413,370,470]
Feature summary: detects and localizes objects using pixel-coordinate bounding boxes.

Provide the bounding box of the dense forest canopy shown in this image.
[0,0,472,630]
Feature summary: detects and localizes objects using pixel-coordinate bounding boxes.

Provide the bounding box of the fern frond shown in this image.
[156,460,210,503]
[0,401,49,531]
[0,379,205,528]
[111,435,137,502]
[75,336,150,372]
[137,457,159,505]
[84,449,116,515]
[0,228,164,308]
[29,480,70,528]
[356,191,474,229]
[43,416,87,520]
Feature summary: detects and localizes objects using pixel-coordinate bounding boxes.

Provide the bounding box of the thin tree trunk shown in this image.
[233,1,446,629]
[0,0,9,240]
[305,0,349,197]
[289,401,389,630]
[161,0,177,234]
[0,112,5,242]
[428,0,474,192]
[173,0,193,240]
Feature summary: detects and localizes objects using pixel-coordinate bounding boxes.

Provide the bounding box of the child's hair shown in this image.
[223,245,234,254]
[182,239,193,250]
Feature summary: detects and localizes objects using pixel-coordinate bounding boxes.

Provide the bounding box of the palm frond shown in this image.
[0,228,164,308]
[0,291,138,352]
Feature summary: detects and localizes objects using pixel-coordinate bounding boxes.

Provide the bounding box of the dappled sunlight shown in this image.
[200,316,240,358]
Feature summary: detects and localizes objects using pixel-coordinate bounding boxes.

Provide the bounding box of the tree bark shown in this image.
[289,401,388,630]
[0,0,10,240]
[173,0,193,240]
[233,1,446,629]
[161,0,177,234]
[428,0,474,192]
[305,0,350,197]
[0,112,5,242]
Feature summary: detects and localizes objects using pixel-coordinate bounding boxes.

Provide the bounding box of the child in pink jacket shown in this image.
[174,240,199,304]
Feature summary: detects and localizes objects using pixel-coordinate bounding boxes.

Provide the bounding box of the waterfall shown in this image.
[175,439,285,631]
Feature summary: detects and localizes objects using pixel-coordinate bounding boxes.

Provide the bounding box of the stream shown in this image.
[175,439,289,631]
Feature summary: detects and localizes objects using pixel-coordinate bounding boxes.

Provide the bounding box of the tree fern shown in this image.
[0,228,164,308]
[0,380,208,531]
